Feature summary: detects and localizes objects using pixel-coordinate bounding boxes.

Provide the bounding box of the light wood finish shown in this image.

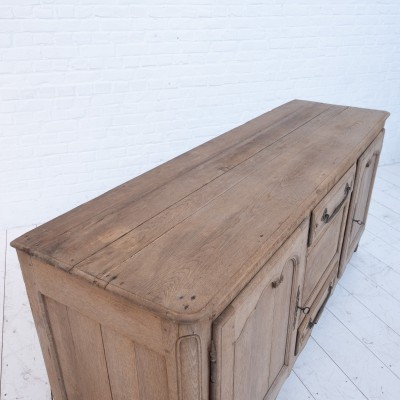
[308,165,355,247]
[12,101,388,322]
[212,220,308,400]
[44,297,113,400]
[339,130,385,276]
[4,164,400,400]
[303,165,355,304]
[10,101,389,400]
[295,265,338,356]
[20,256,178,400]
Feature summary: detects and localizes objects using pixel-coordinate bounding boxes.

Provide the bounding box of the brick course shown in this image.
[1,0,399,228]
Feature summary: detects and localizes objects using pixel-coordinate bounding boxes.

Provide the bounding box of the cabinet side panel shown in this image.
[177,335,202,400]
[44,296,113,400]
[135,344,170,400]
[101,326,140,400]
[17,252,67,400]
[44,297,79,399]
[23,258,179,400]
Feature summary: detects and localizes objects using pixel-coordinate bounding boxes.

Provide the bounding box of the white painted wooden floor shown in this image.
[1,163,400,400]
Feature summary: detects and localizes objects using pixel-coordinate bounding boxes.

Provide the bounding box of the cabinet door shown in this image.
[211,220,308,400]
[339,130,385,276]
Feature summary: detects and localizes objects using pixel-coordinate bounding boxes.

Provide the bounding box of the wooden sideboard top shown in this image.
[11,100,389,322]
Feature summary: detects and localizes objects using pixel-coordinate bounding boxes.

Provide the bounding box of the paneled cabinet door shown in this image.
[339,130,385,276]
[211,221,308,400]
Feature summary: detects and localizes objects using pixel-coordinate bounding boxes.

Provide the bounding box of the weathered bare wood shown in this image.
[339,130,385,276]
[104,106,387,322]
[10,101,389,400]
[13,100,325,266]
[304,165,355,303]
[102,326,140,400]
[212,220,308,400]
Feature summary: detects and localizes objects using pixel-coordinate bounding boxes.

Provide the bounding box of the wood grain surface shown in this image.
[10,100,389,322]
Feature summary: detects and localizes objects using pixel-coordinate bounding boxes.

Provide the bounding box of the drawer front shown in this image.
[303,214,342,303]
[211,221,308,400]
[304,165,355,303]
[295,265,338,356]
[309,165,356,247]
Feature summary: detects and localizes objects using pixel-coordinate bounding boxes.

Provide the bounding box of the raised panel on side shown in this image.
[102,326,140,400]
[44,296,113,400]
[45,297,172,400]
[102,326,171,400]
[135,343,170,400]
[211,220,308,400]
[21,257,179,400]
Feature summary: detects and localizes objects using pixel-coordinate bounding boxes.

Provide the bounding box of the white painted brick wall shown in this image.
[1,0,400,229]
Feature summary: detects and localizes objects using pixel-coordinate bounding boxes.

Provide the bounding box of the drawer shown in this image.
[295,265,338,356]
[303,165,356,303]
[303,215,342,303]
[309,165,356,247]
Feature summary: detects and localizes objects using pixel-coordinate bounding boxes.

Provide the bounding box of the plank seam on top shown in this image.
[48,102,325,263]
[76,105,342,280]
[10,103,390,323]
[13,100,314,252]
[14,102,332,271]
[100,108,388,321]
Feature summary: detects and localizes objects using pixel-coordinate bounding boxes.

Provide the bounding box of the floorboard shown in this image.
[350,250,400,302]
[2,163,400,399]
[359,230,400,274]
[293,339,368,400]
[313,311,400,400]
[1,227,51,400]
[327,284,400,379]
[376,164,400,187]
[365,214,400,247]
[276,371,315,400]
[339,264,400,336]
[368,201,400,233]
[0,231,6,388]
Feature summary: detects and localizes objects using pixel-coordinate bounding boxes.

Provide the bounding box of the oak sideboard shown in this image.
[11,100,390,400]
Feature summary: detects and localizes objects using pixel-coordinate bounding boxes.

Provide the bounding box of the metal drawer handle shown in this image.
[308,283,334,328]
[321,183,351,224]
